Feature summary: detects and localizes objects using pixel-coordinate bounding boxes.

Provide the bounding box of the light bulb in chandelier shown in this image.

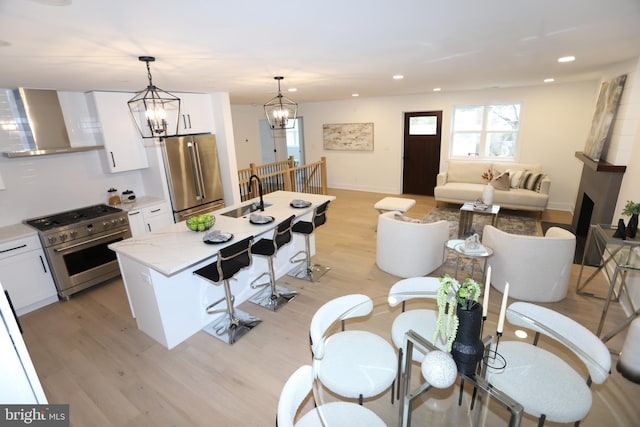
[144,101,168,134]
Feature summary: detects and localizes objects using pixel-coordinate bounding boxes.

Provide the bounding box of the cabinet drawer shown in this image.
[143,203,168,217]
[0,235,41,259]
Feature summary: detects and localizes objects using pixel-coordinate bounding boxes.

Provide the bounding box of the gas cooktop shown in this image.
[25,204,123,231]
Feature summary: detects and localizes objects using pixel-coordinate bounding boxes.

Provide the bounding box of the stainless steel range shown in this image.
[25,204,131,299]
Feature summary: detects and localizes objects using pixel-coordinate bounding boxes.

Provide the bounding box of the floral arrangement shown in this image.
[433,275,483,351]
[481,168,495,182]
[622,200,640,216]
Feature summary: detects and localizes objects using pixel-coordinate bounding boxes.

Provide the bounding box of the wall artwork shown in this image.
[323,122,374,151]
[583,73,627,162]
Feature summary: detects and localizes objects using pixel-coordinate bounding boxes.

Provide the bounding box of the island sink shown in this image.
[221,202,273,218]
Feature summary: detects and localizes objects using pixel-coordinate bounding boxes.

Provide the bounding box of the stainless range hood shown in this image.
[2,88,103,158]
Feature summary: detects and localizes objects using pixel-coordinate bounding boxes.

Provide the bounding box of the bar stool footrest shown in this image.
[288,263,330,282]
[248,284,298,311]
[202,310,262,345]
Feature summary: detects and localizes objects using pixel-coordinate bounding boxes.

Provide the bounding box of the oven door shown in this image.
[47,227,131,298]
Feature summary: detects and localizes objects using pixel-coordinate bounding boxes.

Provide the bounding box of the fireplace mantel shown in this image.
[575,151,626,173]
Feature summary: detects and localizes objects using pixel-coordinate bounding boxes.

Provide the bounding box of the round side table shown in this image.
[443,239,493,281]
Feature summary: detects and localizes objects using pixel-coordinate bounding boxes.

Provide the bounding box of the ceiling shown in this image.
[1,0,640,105]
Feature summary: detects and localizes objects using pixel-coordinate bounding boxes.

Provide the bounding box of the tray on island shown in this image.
[203,231,233,245]
[249,215,275,225]
[290,199,312,209]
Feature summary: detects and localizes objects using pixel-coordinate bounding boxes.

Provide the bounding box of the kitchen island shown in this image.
[109,191,335,349]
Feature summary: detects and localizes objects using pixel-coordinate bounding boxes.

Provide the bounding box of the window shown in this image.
[409,116,437,135]
[450,103,521,160]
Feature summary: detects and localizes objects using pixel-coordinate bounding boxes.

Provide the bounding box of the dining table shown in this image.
[311,290,524,427]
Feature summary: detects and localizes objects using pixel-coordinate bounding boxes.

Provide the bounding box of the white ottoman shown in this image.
[374,197,416,214]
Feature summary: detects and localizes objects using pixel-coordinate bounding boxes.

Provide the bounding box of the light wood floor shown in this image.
[19,189,640,426]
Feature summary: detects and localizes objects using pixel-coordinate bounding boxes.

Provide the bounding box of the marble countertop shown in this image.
[0,223,38,244]
[109,191,335,276]
[113,196,167,212]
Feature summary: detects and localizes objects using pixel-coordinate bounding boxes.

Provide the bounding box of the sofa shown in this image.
[434,161,550,212]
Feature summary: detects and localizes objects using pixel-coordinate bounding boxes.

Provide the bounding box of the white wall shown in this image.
[0,92,238,228]
[232,80,599,211]
[0,149,147,227]
[230,106,265,168]
[603,58,640,312]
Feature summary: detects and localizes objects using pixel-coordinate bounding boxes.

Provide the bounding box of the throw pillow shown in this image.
[506,169,527,188]
[491,172,510,191]
[519,171,546,192]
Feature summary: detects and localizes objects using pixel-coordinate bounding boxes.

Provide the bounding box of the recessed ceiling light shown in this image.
[558,56,575,63]
[393,74,404,80]
[433,87,442,92]
[352,93,359,97]
[288,88,297,92]
[543,78,555,83]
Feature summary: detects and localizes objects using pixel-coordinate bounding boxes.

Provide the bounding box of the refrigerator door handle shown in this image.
[187,141,204,200]
[192,140,207,200]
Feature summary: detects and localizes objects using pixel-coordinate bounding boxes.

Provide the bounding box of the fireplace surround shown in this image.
[572,152,626,235]
[572,152,626,264]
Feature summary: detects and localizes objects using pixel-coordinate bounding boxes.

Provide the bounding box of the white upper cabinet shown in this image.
[57,91,101,147]
[88,91,149,173]
[169,93,215,135]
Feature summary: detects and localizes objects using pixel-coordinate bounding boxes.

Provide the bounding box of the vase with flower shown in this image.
[433,274,485,375]
[622,200,640,239]
[481,168,495,206]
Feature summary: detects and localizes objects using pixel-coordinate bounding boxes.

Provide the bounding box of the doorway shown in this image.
[259,117,305,165]
[402,111,442,196]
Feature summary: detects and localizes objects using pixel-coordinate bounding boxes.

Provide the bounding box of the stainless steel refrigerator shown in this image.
[161,133,225,222]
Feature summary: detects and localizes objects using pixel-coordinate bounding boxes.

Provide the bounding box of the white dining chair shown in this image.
[486,302,611,426]
[388,277,447,399]
[277,365,386,427]
[310,294,397,405]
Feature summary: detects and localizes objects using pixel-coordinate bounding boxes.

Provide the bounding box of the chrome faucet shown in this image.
[249,174,264,211]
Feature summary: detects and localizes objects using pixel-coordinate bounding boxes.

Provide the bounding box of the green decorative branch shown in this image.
[433,274,483,351]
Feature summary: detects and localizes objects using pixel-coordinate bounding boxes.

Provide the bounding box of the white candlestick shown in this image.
[497,282,509,334]
[482,265,491,318]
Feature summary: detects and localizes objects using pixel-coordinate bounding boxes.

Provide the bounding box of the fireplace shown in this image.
[572,152,626,264]
[572,152,626,235]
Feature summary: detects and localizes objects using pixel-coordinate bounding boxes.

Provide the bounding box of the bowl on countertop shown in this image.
[186,214,215,232]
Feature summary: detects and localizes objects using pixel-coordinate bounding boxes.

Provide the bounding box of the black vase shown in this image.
[451,303,485,376]
[626,214,638,239]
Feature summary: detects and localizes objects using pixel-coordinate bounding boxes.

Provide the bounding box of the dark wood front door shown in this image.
[402,111,442,196]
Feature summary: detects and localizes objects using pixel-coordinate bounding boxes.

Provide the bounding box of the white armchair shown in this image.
[376,211,449,278]
[481,225,576,302]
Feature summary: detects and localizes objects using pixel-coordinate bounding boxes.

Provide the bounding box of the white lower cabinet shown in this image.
[128,201,173,236]
[0,282,47,403]
[0,234,58,316]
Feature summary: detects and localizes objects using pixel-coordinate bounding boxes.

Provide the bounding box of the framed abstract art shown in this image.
[583,74,627,162]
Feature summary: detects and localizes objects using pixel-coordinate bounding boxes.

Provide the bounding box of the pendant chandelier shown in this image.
[264,76,297,130]
[128,56,181,139]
